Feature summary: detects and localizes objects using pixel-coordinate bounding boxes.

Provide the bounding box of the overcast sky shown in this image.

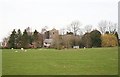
[0,0,119,42]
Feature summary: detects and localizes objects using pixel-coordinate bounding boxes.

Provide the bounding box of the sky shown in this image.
[0,0,119,42]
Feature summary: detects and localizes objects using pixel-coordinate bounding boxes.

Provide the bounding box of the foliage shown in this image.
[82,33,92,48]
[8,29,17,48]
[16,29,22,48]
[53,36,63,50]
[101,34,118,47]
[90,30,101,47]
[66,32,73,35]
[61,35,74,48]
[114,32,119,46]
[21,29,29,49]
[3,19,119,49]
[32,30,43,48]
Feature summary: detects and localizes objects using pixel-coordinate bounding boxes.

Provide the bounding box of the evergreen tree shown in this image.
[21,29,29,48]
[90,30,101,47]
[114,32,119,46]
[32,30,41,48]
[33,30,39,41]
[8,29,17,48]
[28,35,33,45]
[16,29,22,48]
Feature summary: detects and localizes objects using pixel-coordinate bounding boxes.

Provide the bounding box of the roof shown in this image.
[44,39,53,43]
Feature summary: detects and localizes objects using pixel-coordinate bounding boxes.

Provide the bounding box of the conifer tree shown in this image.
[8,29,17,48]
[21,29,29,48]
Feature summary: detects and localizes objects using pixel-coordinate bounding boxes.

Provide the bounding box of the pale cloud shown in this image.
[0,0,119,42]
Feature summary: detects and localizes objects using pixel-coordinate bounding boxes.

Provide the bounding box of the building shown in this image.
[43,39,53,48]
[43,28,59,47]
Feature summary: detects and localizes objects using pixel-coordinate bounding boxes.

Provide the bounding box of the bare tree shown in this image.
[62,35,74,48]
[26,27,32,35]
[98,20,118,34]
[67,21,82,46]
[67,21,82,36]
[60,28,66,35]
[41,26,48,34]
[41,26,48,41]
[2,37,9,48]
[98,20,107,34]
[84,25,92,33]
[107,21,117,34]
[78,28,83,36]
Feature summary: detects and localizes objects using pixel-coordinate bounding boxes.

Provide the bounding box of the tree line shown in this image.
[2,28,43,49]
[1,20,119,49]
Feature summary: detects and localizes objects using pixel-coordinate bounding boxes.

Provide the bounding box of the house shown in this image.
[43,28,59,48]
[43,39,53,48]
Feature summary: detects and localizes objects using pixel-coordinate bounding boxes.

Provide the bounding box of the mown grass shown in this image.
[2,47,118,75]
[0,49,2,76]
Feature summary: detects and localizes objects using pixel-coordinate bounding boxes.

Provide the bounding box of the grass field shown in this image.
[0,49,2,76]
[2,47,118,75]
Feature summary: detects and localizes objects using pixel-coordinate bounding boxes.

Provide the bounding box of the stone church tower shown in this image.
[49,28,59,39]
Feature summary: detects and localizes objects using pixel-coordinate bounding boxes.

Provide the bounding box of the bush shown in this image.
[101,34,118,47]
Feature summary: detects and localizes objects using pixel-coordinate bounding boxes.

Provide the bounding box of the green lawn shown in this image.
[0,49,2,76]
[2,47,118,75]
